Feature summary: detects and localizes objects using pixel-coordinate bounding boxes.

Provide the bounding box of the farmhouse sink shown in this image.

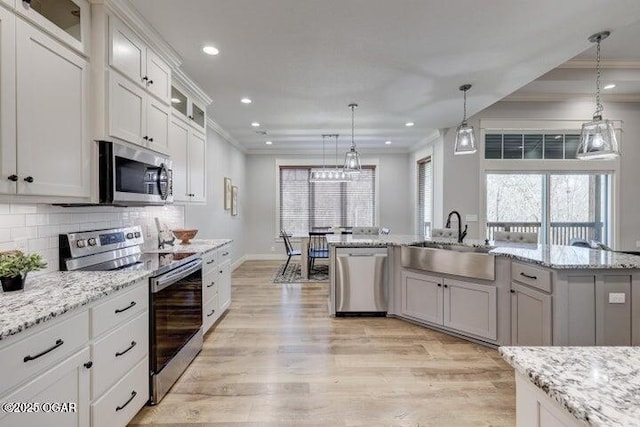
[401,243,496,281]
[411,242,492,254]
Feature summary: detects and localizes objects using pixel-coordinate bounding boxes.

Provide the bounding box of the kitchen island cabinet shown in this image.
[327,234,640,348]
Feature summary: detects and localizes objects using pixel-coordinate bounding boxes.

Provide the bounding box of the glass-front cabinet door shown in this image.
[170,85,188,117]
[16,0,90,55]
[191,102,205,129]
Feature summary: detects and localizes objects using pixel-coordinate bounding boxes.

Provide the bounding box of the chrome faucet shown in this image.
[445,210,468,243]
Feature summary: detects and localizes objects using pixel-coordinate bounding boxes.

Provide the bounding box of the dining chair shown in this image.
[308,231,329,273]
[280,230,301,272]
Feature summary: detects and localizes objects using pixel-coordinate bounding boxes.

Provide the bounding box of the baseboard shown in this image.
[231,255,248,271]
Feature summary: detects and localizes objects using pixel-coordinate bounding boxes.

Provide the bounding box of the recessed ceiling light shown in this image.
[241,98,252,104]
[202,45,219,56]
[251,122,260,127]
[385,140,392,145]
[405,122,415,127]
[604,84,616,90]
[265,141,273,145]
[171,98,181,104]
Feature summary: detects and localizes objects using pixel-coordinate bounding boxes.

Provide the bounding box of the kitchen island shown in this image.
[326,234,640,347]
[500,346,640,427]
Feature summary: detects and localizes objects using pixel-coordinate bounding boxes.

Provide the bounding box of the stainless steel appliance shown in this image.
[59,226,204,405]
[335,247,388,315]
[98,140,173,205]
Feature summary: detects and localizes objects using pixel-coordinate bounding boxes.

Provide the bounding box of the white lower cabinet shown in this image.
[515,372,582,427]
[0,347,91,427]
[400,270,497,341]
[511,282,552,346]
[202,245,232,334]
[91,357,148,427]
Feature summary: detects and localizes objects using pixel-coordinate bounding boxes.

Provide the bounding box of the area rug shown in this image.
[272,262,329,283]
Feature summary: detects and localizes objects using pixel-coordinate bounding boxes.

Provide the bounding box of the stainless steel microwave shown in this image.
[98,141,173,205]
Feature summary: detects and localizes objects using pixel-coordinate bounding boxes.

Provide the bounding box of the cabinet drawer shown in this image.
[512,262,552,293]
[0,310,89,395]
[203,270,219,302]
[202,250,218,275]
[91,280,148,338]
[91,312,148,399]
[219,244,232,262]
[91,356,148,427]
[203,293,219,334]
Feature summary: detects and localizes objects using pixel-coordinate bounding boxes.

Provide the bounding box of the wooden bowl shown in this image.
[172,229,198,244]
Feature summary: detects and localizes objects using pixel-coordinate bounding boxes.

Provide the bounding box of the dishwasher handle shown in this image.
[339,253,387,257]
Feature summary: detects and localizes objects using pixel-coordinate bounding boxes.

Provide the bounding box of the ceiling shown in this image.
[129,0,640,153]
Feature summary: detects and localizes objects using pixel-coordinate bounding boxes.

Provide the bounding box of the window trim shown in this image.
[417,156,433,237]
[478,120,621,248]
[275,158,380,240]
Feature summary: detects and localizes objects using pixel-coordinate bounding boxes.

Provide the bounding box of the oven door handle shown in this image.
[152,259,203,293]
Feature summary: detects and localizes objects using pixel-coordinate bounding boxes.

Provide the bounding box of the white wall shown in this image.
[184,128,247,264]
[245,152,412,257]
[439,99,640,250]
[0,204,184,275]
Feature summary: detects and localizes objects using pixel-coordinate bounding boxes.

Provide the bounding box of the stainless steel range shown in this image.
[59,226,203,405]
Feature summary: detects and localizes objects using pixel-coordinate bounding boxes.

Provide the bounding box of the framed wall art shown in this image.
[224,177,232,210]
[231,186,238,216]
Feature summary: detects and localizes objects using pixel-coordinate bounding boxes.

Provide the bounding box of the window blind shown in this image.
[280,166,376,233]
[417,157,432,237]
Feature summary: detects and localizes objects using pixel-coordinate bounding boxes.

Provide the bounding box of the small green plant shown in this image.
[0,252,47,279]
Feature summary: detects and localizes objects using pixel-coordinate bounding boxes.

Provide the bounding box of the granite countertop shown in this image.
[0,270,150,341]
[149,239,233,254]
[325,234,640,269]
[500,346,640,427]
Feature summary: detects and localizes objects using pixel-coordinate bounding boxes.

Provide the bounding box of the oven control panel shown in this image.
[62,226,144,258]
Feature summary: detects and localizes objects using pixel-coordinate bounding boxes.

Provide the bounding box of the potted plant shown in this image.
[0,251,47,292]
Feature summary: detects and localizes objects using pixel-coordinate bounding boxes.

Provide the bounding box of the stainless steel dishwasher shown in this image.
[335,247,388,315]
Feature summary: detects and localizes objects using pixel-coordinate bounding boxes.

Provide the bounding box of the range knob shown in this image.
[87,238,97,246]
[134,231,141,238]
[76,240,86,248]
[126,232,134,239]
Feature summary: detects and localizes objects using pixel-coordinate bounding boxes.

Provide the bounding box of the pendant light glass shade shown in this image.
[454,84,477,155]
[310,134,351,182]
[576,31,620,160]
[343,103,362,174]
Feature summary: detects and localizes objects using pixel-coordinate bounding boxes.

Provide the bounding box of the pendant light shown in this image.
[310,134,350,182]
[454,84,477,155]
[343,103,362,174]
[576,31,620,160]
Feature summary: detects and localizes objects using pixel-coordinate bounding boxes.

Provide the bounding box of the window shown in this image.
[485,172,611,245]
[485,133,581,160]
[279,166,376,233]
[417,157,432,237]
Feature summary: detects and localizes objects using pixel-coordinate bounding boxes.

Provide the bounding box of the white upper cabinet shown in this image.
[188,130,206,202]
[169,116,206,203]
[14,0,90,55]
[108,72,170,155]
[0,7,16,195]
[15,18,89,197]
[109,15,171,104]
[146,50,171,104]
[171,84,206,132]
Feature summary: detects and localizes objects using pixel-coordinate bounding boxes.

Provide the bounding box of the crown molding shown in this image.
[410,129,442,153]
[206,118,247,153]
[502,93,640,102]
[173,68,213,106]
[245,147,412,156]
[102,0,182,69]
[559,59,640,69]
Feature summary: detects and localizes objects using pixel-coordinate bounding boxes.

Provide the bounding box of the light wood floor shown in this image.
[130,260,515,426]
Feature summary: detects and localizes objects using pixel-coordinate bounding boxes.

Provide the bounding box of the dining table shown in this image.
[291,228,351,279]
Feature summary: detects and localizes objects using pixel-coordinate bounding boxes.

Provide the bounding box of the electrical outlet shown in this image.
[609,293,626,304]
[465,214,478,222]
[271,246,275,252]
[636,241,640,248]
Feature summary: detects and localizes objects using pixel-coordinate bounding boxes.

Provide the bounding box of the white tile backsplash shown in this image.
[0,203,184,275]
